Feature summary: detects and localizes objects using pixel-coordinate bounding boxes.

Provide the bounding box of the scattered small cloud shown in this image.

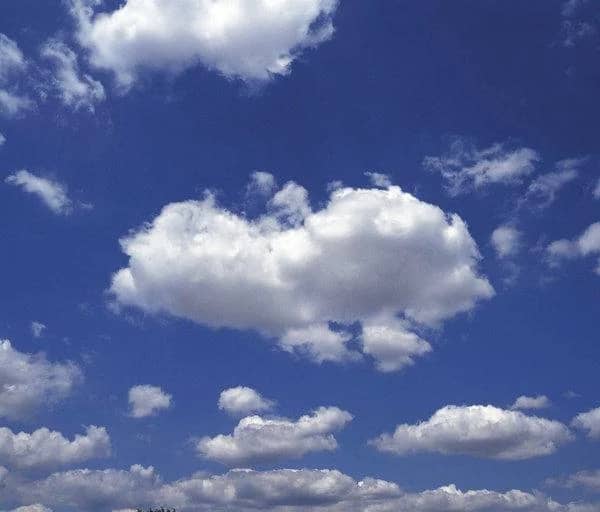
[40,39,105,112]
[572,406,600,438]
[423,138,540,195]
[522,158,582,209]
[491,225,522,259]
[30,321,47,339]
[5,170,73,215]
[128,384,172,418]
[511,395,551,411]
[365,171,392,188]
[547,222,600,275]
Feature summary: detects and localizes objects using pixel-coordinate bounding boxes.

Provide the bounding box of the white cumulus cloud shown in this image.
[0,425,110,470]
[218,386,275,416]
[523,158,582,208]
[109,180,493,371]
[370,404,573,460]
[423,139,540,195]
[128,385,172,418]
[0,340,82,420]
[5,171,73,215]
[197,406,352,465]
[70,0,339,88]
[572,406,600,439]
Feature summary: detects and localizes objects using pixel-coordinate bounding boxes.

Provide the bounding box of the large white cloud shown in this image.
[370,404,573,460]
[423,139,540,195]
[110,179,493,371]
[70,0,339,87]
[197,406,352,465]
[218,386,275,416]
[0,426,110,470]
[0,340,81,420]
[128,384,172,418]
[547,222,600,275]
[2,465,596,512]
[572,406,600,439]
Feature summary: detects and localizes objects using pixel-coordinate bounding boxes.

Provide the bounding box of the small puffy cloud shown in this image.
[128,385,172,418]
[511,395,551,411]
[0,425,110,470]
[218,386,275,416]
[5,171,72,215]
[40,39,105,111]
[0,339,82,420]
[572,406,600,438]
[30,322,46,339]
[594,177,600,199]
[365,171,392,188]
[491,225,522,259]
[549,469,600,492]
[3,465,594,512]
[547,222,600,275]
[423,139,540,195]
[370,404,573,460]
[70,0,339,88]
[361,317,432,373]
[197,406,352,465]
[523,158,581,208]
[110,180,493,371]
[0,133,6,146]
[247,171,277,196]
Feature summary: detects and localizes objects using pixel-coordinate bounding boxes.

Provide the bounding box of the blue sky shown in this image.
[0,1,599,511]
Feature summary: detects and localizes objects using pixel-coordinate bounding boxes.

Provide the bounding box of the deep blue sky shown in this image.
[0,1,599,511]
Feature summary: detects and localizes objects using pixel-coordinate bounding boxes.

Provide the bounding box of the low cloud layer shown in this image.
[0,340,81,420]
[371,404,573,460]
[70,0,339,87]
[0,465,596,512]
[110,178,493,371]
[197,406,352,465]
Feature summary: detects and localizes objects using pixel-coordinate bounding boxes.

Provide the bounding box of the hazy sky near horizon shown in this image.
[0,1,599,511]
